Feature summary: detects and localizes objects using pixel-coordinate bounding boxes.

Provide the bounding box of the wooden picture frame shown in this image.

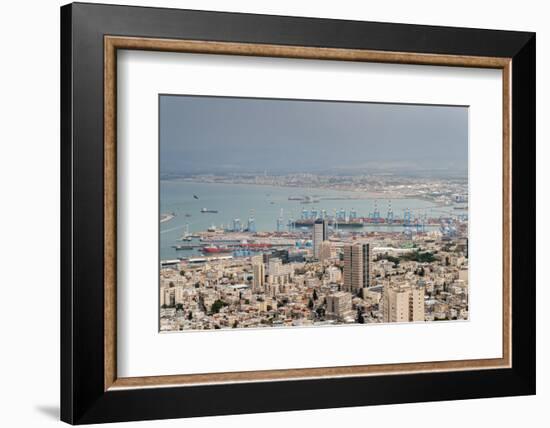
[61,2,535,424]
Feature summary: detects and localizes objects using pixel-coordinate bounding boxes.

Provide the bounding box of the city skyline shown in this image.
[159,95,469,332]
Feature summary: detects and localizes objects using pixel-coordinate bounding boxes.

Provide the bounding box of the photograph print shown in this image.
[159,95,469,332]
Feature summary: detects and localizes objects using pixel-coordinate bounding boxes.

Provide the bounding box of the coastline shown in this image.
[160,178,454,207]
[160,212,176,223]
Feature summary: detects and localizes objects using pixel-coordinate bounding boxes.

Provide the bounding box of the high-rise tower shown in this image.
[251,255,265,292]
[343,242,372,294]
[313,219,328,259]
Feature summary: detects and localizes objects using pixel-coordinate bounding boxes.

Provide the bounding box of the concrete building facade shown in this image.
[251,255,265,292]
[326,291,353,319]
[383,283,425,323]
[343,242,372,294]
[313,219,328,259]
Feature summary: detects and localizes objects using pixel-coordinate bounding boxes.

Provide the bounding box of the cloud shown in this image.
[160,95,468,175]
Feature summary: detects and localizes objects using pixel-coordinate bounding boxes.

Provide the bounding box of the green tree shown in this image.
[401,250,436,263]
[386,255,400,265]
[211,299,226,314]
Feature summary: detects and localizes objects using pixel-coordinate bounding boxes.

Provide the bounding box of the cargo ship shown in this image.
[202,245,233,254]
[240,243,273,249]
[293,219,363,228]
[173,245,194,251]
[299,195,320,204]
[200,208,219,213]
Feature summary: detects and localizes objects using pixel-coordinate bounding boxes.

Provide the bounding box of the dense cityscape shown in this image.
[159,95,468,332]
[160,174,468,332]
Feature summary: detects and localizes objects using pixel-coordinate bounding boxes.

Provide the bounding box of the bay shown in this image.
[160,181,456,260]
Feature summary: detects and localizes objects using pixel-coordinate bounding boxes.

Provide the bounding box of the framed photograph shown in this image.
[61,2,535,424]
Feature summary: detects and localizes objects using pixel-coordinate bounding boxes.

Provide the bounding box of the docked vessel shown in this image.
[173,245,194,251]
[240,242,272,249]
[202,245,233,254]
[293,219,363,228]
[299,195,320,204]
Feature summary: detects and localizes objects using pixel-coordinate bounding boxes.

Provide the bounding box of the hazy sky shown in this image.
[160,95,468,175]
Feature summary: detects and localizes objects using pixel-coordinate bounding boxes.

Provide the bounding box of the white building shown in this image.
[326,291,353,319]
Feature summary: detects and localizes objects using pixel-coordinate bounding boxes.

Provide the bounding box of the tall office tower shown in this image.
[251,255,265,292]
[313,219,329,259]
[343,242,372,294]
[383,284,425,323]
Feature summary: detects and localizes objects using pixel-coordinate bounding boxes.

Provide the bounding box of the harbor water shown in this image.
[160,181,459,260]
